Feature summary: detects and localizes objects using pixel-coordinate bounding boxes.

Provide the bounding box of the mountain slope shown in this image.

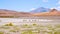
[0,9,60,18]
[0,9,32,17]
[33,9,60,16]
[31,7,50,13]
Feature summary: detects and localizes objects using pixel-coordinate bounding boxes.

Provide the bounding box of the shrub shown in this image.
[0,31,4,34]
[32,23,37,26]
[4,22,14,26]
[9,30,16,32]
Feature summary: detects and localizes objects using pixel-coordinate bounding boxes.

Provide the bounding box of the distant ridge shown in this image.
[0,9,60,18]
[0,9,32,17]
[30,7,50,13]
[33,9,60,16]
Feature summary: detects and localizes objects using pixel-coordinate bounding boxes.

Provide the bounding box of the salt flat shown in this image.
[0,16,60,25]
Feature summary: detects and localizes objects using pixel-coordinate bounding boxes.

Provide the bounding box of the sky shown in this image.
[0,0,60,12]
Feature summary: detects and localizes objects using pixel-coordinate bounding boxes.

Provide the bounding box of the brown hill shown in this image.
[0,9,32,17]
[0,9,60,18]
[33,9,60,16]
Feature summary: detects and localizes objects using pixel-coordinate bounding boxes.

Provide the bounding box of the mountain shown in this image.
[33,9,60,16]
[0,9,32,17]
[0,9,60,18]
[30,7,50,13]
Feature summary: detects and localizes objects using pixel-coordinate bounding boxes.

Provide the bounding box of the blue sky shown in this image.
[0,0,60,12]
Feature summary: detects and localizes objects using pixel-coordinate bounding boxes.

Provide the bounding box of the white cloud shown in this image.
[50,7,56,9]
[57,0,60,4]
[51,6,60,10]
[30,8,36,10]
[56,6,60,10]
[50,8,55,9]
[58,1,60,4]
[42,0,48,2]
[57,6,60,10]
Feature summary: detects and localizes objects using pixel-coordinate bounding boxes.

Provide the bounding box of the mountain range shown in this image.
[31,7,50,13]
[33,9,60,16]
[0,7,60,17]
